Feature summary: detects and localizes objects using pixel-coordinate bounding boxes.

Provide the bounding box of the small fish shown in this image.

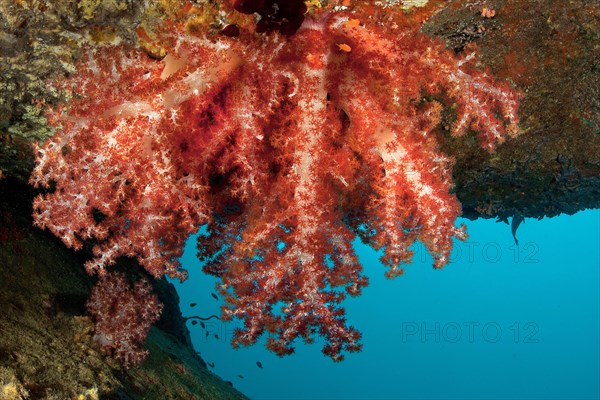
[205,331,210,338]
[344,19,360,28]
[214,334,219,340]
[211,293,218,300]
[336,43,352,53]
[237,375,244,379]
[191,320,197,325]
[200,321,205,329]
[511,215,524,245]
[256,361,263,369]
[190,302,197,307]
[207,362,215,368]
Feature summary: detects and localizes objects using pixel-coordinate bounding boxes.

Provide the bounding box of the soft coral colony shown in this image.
[30,1,520,363]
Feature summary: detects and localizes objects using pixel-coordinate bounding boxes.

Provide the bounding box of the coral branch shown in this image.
[86,272,163,367]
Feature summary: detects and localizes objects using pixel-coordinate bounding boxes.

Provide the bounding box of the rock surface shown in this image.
[422,0,600,221]
[0,177,247,399]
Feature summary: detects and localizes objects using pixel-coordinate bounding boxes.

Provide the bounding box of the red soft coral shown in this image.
[31,10,519,361]
[86,272,163,367]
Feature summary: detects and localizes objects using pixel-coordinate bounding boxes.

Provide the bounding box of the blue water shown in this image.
[173,210,600,399]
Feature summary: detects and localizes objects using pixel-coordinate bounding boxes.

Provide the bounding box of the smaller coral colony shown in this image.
[30,0,519,364]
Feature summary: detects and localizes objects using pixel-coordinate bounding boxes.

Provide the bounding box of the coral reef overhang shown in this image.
[421,0,600,221]
[1,0,598,222]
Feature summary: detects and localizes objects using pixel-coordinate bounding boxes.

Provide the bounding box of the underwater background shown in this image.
[1,1,600,398]
[174,211,599,399]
